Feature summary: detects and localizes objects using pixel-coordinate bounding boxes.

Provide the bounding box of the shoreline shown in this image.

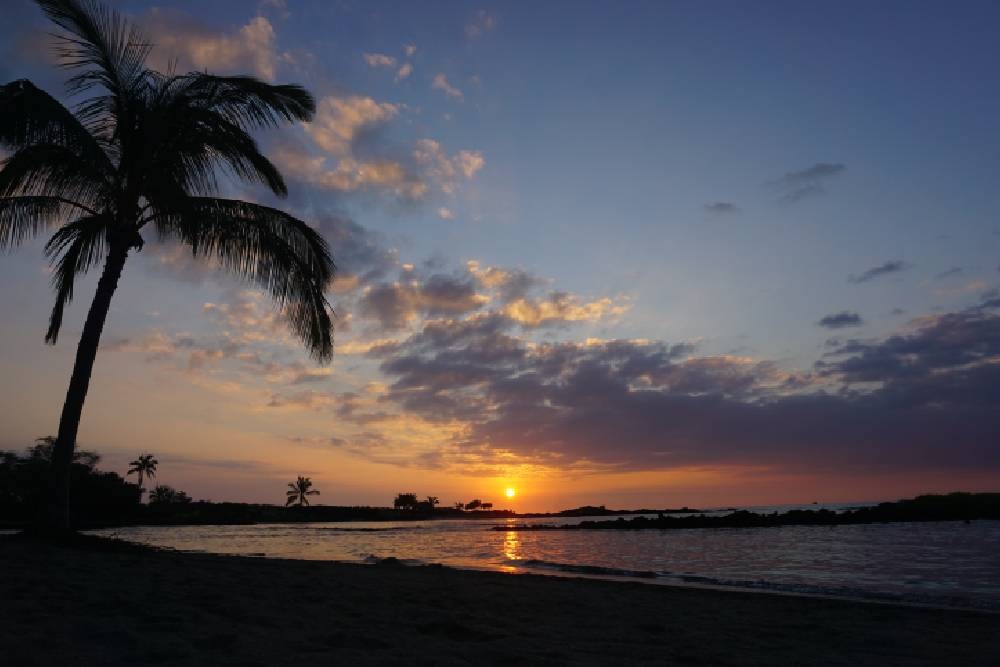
[426,558,1000,615]
[3,534,999,665]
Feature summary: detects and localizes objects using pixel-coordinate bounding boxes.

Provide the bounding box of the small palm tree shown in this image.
[148,484,190,505]
[126,453,157,499]
[1,0,334,531]
[286,476,319,507]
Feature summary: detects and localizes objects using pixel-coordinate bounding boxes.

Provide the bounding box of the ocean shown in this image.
[88,507,1000,611]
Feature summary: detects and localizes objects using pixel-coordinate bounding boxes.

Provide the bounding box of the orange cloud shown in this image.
[432,73,464,101]
[503,293,629,327]
[305,95,400,155]
[362,52,396,68]
[146,12,285,81]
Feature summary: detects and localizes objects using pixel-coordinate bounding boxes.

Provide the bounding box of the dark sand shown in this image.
[3,536,998,666]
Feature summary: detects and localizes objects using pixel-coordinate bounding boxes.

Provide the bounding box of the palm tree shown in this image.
[126,453,157,500]
[148,484,190,505]
[0,0,333,532]
[286,476,319,507]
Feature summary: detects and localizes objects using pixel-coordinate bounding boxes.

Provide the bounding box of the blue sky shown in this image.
[0,0,998,509]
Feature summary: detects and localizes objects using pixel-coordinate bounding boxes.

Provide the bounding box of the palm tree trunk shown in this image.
[43,242,130,533]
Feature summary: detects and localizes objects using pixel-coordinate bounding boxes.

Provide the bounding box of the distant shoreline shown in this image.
[1,504,709,530]
[498,493,1000,532]
[5,493,996,531]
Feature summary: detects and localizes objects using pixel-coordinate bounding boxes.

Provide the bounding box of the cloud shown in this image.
[312,213,398,291]
[817,297,1000,390]
[145,11,285,81]
[395,62,413,81]
[848,260,910,284]
[465,10,497,38]
[278,99,484,200]
[358,275,489,331]
[817,311,864,329]
[274,145,425,199]
[438,207,455,220]
[267,389,337,410]
[412,139,484,194]
[932,280,989,296]
[432,73,464,101]
[202,290,286,343]
[363,52,396,68]
[502,292,629,328]
[467,262,543,304]
[404,44,417,57]
[934,267,964,281]
[305,95,399,156]
[365,297,1000,475]
[454,150,485,178]
[273,93,428,198]
[130,204,1000,481]
[704,202,739,215]
[107,327,248,373]
[773,162,846,203]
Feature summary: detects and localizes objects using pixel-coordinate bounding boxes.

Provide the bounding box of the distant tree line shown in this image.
[390,494,505,512]
[149,485,192,505]
[1,438,520,529]
[458,498,494,511]
[393,493,439,512]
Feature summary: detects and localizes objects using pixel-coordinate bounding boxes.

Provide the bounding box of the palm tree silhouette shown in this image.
[1,0,333,531]
[126,453,157,500]
[286,476,320,507]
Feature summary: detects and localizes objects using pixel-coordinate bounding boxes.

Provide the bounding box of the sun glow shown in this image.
[505,487,516,498]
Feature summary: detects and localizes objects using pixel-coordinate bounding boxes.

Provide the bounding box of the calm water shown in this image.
[89,512,1000,610]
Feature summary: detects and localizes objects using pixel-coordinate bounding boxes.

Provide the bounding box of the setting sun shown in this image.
[505,487,516,498]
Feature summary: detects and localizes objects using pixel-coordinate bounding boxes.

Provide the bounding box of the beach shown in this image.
[3,535,999,665]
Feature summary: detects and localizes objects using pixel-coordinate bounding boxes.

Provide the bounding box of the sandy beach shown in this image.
[2,535,998,666]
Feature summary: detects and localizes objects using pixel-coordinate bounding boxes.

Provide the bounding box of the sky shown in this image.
[1,0,998,511]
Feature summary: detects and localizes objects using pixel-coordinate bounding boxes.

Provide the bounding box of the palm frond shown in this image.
[152,107,288,196]
[35,0,151,132]
[0,196,86,249]
[43,213,112,343]
[155,198,334,361]
[170,74,315,131]
[134,73,315,199]
[0,144,111,211]
[0,79,113,173]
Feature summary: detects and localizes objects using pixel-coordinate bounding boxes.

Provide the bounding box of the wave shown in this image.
[306,526,417,533]
[503,558,999,611]
[362,554,427,566]
[504,558,658,579]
